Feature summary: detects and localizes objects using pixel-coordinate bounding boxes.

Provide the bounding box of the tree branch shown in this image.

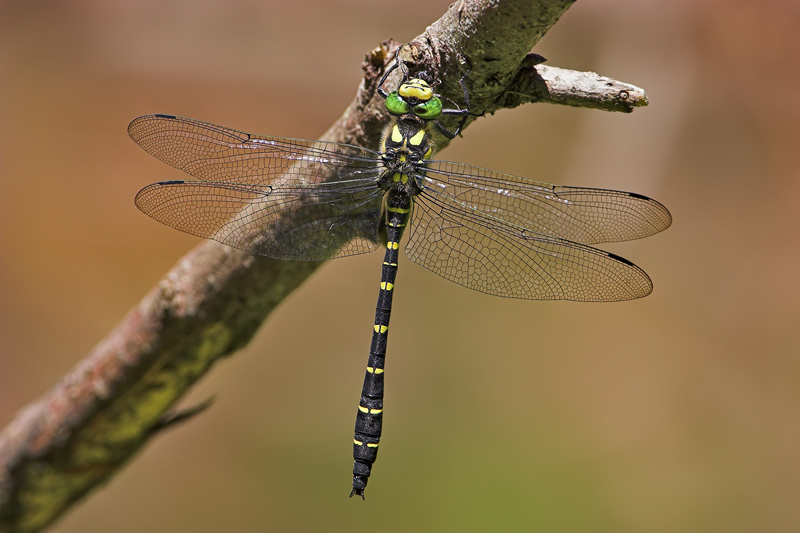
[500,59,649,112]
[0,1,649,531]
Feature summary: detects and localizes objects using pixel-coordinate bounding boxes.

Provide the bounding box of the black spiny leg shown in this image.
[376,52,408,100]
[436,59,472,139]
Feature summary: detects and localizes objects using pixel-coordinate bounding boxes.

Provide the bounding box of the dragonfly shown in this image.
[129,57,671,498]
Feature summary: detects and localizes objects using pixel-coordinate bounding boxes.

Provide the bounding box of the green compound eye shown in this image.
[385,92,411,115]
[412,97,443,120]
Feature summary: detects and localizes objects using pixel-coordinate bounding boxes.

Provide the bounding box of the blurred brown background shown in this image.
[2,0,799,531]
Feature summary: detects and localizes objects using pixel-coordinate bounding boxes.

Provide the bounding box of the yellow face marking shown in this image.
[367,443,379,448]
[374,324,388,334]
[380,282,394,291]
[367,366,385,374]
[399,79,434,101]
[391,125,402,143]
[409,129,426,146]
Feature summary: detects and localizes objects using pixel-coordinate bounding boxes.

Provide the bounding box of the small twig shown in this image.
[151,397,216,435]
[495,58,649,113]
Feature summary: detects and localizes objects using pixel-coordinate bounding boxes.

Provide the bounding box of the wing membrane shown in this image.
[130,114,385,260]
[407,192,653,301]
[128,114,381,186]
[424,160,671,245]
[129,114,669,292]
[135,179,384,260]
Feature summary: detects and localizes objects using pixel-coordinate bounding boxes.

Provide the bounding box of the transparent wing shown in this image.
[424,160,672,245]
[405,158,671,301]
[407,192,653,301]
[130,114,385,260]
[128,114,382,185]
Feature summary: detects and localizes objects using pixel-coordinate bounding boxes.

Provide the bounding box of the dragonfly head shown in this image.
[385,78,443,121]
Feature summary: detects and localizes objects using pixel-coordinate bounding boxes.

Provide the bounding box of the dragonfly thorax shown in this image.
[378,118,433,196]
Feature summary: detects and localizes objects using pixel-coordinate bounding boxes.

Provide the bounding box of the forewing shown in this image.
[406,192,653,301]
[128,113,382,186]
[424,160,671,245]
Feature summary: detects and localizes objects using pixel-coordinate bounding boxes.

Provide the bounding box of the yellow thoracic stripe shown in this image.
[391,125,402,143]
[380,281,394,291]
[374,324,388,334]
[409,129,426,146]
[367,366,384,374]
